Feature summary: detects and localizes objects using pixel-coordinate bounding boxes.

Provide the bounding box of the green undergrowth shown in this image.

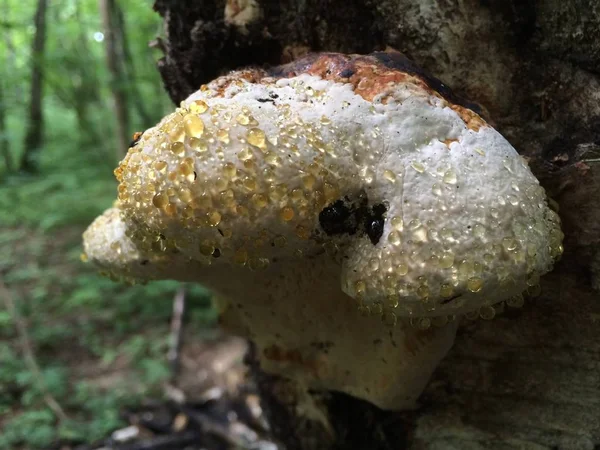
[0,155,217,449]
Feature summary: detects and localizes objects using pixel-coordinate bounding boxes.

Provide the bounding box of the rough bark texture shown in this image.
[152,1,600,449]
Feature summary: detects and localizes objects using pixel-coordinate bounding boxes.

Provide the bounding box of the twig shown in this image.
[167,286,186,377]
[0,277,69,422]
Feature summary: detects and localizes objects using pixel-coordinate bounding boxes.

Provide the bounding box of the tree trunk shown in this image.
[152,1,600,448]
[20,0,48,173]
[73,0,100,149]
[0,80,13,173]
[99,0,130,160]
[112,1,154,128]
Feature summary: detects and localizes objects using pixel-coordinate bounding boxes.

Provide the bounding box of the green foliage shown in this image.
[0,1,219,448]
[0,222,216,449]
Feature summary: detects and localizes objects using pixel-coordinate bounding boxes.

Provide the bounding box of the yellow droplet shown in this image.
[80,253,88,263]
[189,137,208,153]
[302,175,316,190]
[167,120,184,142]
[291,189,305,202]
[183,114,205,137]
[265,152,281,166]
[247,128,266,149]
[217,128,230,144]
[164,203,177,216]
[154,160,168,173]
[388,231,401,246]
[236,113,250,125]
[252,194,268,209]
[280,207,294,221]
[395,263,408,276]
[223,163,237,178]
[391,216,403,231]
[502,237,518,251]
[169,141,185,157]
[440,283,453,298]
[178,188,193,203]
[467,277,483,292]
[417,285,429,300]
[189,100,208,114]
[152,192,169,208]
[215,177,228,191]
[411,161,425,173]
[439,252,454,269]
[443,169,457,184]
[207,211,221,226]
[199,241,215,257]
[238,147,253,161]
[355,280,366,295]
[233,249,248,265]
[432,183,442,196]
[383,170,396,183]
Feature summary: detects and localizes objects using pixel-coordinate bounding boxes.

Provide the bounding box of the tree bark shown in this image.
[99,0,130,160]
[0,77,12,173]
[151,1,600,448]
[20,0,48,173]
[112,1,154,127]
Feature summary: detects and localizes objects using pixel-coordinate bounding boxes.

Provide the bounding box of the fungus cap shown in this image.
[85,51,562,317]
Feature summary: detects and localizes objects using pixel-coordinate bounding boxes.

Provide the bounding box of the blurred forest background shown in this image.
[0,1,216,448]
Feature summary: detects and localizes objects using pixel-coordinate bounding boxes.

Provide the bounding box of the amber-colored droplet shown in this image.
[152,192,169,208]
[207,211,221,226]
[280,207,294,221]
[233,249,248,265]
[247,128,266,149]
[169,142,185,157]
[189,137,208,153]
[189,100,208,114]
[183,114,205,137]
[236,113,250,126]
[216,128,230,144]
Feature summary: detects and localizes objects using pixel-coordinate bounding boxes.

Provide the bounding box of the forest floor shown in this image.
[0,171,218,449]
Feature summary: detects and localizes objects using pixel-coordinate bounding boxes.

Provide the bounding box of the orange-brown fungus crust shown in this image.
[202,51,486,131]
[264,50,487,131]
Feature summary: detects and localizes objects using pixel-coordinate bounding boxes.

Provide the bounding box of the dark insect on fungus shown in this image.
[129,131,143,148]
[319,200,359,236]
[319,199,386,245]
[364,203,386,245]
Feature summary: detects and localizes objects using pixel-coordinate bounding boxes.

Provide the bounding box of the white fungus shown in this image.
[83,51,563,409]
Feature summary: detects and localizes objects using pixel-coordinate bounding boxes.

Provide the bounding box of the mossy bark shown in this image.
[152,1,600,448]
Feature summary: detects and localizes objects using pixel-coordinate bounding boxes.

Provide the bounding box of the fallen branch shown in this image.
[167,286,186,377]
[0,277,69,422]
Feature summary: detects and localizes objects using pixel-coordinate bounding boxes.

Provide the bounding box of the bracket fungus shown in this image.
[83,51,563,411]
